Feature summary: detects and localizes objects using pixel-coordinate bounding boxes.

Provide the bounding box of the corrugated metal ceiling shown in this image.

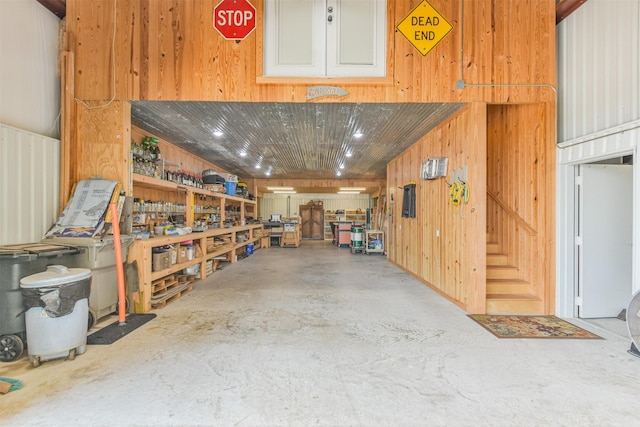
[131,101,464,182]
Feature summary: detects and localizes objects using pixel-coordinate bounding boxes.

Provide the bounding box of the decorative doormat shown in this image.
[87,313,156,345]
[468,315,603,339]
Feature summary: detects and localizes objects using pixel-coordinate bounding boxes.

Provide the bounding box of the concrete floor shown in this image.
[1,240,639,426]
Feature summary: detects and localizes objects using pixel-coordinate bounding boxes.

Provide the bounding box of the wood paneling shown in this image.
[66,0,555,104]
[388,104,487,314]
[75,101,131,191]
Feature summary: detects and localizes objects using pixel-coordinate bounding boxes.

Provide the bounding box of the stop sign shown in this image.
[214,0,256,40]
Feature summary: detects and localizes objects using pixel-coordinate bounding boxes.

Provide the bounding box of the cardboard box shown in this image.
[169,247,178,265]
[177,246,187,264]
[152,251,171,272]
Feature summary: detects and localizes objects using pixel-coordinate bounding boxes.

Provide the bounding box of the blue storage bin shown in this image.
[225,181,237,195]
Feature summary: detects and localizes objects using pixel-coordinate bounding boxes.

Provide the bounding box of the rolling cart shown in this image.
[364,230,384,255]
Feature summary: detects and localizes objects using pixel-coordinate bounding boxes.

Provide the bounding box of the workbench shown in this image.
[127,224,264,312]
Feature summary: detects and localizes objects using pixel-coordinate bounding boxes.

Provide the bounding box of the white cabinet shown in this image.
[264,0,386,77]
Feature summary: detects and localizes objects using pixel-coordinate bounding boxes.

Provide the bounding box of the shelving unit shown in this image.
[129,172,264,312]
[324,211,341,241]
[127,223,265,313]
[324,209,367,241]
[132,173,256,228]
[345,209,366,225]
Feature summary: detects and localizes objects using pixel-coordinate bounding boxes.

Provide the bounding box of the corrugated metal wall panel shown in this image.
[0,123,60,244]
[260,193,370,219]
[558,0,640,142]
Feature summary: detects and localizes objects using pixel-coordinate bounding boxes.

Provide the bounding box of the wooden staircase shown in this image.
[486,241,544,314]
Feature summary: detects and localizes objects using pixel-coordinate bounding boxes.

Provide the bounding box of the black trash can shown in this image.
[0,243,83,362]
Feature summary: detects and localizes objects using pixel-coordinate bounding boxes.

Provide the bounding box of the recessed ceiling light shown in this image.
[265,171,271,176]
[353,132,363,138]
[339,164,345,169]
[267,187,294,191]
[273,190,297,194]
[337,191,360,194]
[340,187,366,191]
[255,164,261,169]
[213,130,223,137]
[336,171,342,176]
[239,151,247,157]
[346,152,353,157]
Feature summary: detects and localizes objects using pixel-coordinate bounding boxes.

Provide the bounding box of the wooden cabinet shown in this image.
[300,205,324,239]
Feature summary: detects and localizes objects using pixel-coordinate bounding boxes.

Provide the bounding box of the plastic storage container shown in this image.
[20,265,92,367]
[0,243,83,362]
[42,236,133,328]
[225,181,237,196]
[245,243,254,255]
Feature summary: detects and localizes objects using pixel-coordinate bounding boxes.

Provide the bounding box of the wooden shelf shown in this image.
[128,224,265,313]
[324,209,366,241]
[133,173,256,228]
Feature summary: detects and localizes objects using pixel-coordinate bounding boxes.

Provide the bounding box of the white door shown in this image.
[578,164,633,318]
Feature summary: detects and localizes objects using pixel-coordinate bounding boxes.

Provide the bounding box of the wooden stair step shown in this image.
[486,294,544,315]
[486,278,531,294]
[487,253,508,266]
[487,265,519,280]
[486,242,499,254]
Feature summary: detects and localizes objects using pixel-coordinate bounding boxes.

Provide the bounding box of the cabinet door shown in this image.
[264,0,325,76]
[326,0,386,77]
[264,0,386,77]
[300,205,313,239]
[311,208,325,239]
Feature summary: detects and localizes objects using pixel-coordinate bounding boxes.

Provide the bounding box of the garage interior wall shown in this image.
[261,194,370,220]
[61,0,556,314]
[556,0,640,317]
[387,103,487,313]
[0,1,62,245]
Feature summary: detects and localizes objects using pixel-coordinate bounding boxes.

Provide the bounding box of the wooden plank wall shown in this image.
[66,0,555,105]
[387,104,487,313]
[75,101,131,191]
[131,126,232,178]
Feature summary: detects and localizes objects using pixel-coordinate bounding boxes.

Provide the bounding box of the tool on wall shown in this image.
[448,178,470,218]
[449,179,470,206]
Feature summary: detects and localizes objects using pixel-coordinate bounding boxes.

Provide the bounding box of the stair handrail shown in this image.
[487,189,537,236]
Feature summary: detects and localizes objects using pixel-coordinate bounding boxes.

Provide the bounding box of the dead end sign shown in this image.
[396,0,453,56]
[214,0,256,40]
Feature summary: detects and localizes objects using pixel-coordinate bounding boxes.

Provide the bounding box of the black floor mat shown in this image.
[87,313,156,345]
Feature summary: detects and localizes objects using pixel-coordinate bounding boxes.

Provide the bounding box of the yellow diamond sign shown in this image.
[396,0,453,56]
